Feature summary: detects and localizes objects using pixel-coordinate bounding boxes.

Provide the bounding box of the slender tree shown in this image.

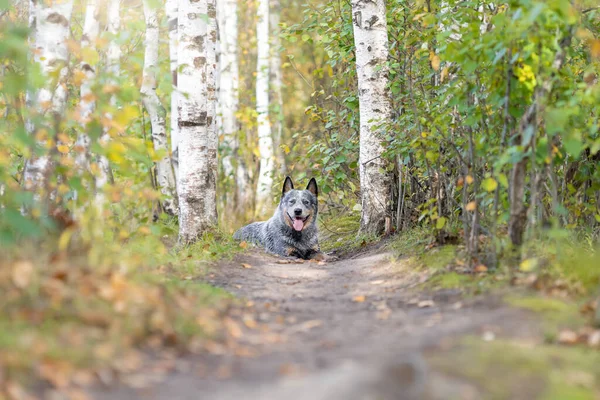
[141,0,178,215]
[95,0,120,205]
[23,0,74,198]
[177,0,218,243]
[269,0,285,174]
[351,0,393,235]
[216,0,240,205]
[255,0,275,216]
[166,0,179,179]
[74,0,100,173]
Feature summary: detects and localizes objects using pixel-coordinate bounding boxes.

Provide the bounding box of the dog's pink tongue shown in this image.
[293,218,304,231]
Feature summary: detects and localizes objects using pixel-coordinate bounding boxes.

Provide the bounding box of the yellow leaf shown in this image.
[465,201,477,212]
[352,295,366,303]
[440,66,449,83]
[421,132,428,138]
[58,227,75,250]
[281,144,291,154]
[241,263,252,269]
[519,258,538,272]
[431,54,441,71]
[591,39,600,59]
[12,261,34,289]
[239,241,248,249]
[466,175,474,185]
[57,144,69,154]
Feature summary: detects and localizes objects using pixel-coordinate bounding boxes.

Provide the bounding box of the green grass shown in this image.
[319,211,379,254]
[428,337,600,400]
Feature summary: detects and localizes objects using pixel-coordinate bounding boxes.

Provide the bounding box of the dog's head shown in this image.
[279,176,318,232]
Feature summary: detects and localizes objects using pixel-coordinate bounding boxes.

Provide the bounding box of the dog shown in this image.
[233,177,325,260]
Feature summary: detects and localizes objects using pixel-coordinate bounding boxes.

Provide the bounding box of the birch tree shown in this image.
[96,0,121,204]
[177,0,218,243]
[351,0,393,235]
[216,0,239,203]
[141,0,178,215]
[166,0,179,179]
[269,0,285,174]
[255,0,275,216]
[74,0,100,173]
[23,0,74,197]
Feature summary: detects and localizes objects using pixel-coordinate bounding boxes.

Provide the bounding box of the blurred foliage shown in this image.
[282,0,600,262]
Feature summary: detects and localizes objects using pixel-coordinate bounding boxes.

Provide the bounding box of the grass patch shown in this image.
[505,294,587,335]
[319,211,379,255]
[0,225,241,390]
[428,337,600,400]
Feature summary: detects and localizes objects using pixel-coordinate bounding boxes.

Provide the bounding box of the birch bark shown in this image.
[216,0,239,186]
[255,0,275,216]
[141,0,178,215]
[351,0,393,235]
[177,0,218,243]
[166,0,179,179]
[96,0,120,204]
[269,0,285,174]
[75,0,100,172]
[23,0,74,197]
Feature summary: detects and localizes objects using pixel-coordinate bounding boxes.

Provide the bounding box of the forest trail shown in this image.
[93,248,541,400]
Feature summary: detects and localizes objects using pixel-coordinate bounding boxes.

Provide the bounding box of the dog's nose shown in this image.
[294,208,302,216]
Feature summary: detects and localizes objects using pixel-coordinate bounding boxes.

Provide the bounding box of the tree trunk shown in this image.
[255,0,275,217]
[141,0,178,216]
[177,0,218,244]
[269,0,286,174]
[95,0,120,206]
[75,0,100,173]
[216,0,240,206]
[351,0,393,235]
[166,0,179,180]
[23,0,74,198]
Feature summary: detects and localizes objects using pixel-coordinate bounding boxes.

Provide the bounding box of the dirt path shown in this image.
[93,248,540,400]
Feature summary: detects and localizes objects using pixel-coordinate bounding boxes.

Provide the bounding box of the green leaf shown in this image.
[436,217,447,230]
[481,178,498,192]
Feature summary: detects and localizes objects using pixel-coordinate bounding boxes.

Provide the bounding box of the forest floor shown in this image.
[89,238,600,400]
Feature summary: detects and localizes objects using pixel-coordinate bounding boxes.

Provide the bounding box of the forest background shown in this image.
[0,0,600,395]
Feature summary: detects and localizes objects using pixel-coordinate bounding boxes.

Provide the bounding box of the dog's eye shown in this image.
[302,200,309,206]
[289,199,296,204]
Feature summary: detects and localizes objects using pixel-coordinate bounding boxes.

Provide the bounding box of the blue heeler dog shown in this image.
[233,177,325,260]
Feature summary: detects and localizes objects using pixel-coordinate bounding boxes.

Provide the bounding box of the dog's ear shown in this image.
[306,178,318,197]
[282,176,294,196]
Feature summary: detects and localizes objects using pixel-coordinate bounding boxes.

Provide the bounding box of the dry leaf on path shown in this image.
[12,261,34,289]
[418,300,435,308]
[558,330,579,345]
[241,263,252,269]
[352,295,366,303]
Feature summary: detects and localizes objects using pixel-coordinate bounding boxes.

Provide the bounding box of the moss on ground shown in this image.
[428,337,600,400]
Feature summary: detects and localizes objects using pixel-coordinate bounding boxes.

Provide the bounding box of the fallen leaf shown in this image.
[241,263,252,269]
[370,280,385,285]
[12,261,34,289]
[558,330,579,345]
[352,295,366,303]
[474,264,488,273]
[418,300,435,308]
[588,330,600,348]
[239,241,248,249]
[224,318,243,339]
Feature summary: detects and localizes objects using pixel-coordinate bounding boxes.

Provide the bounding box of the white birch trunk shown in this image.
[23,0,74,195]
[269,0,285,174]
[351,0,393,235]
[75,0,100,172]
[177,0,218,243]
[255,0,275,216]
[96,0,120,205]
[141,0,178,215]
[217,0,240,203]
[166,0,179,180]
